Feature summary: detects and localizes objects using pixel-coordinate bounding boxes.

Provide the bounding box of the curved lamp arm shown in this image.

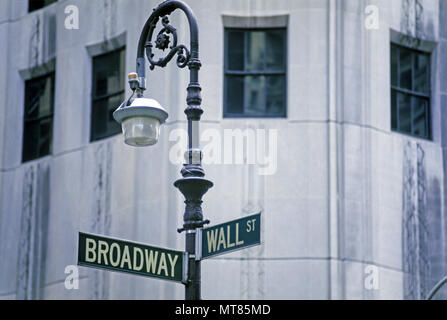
[135,0,203,121]
[427,276,447,300]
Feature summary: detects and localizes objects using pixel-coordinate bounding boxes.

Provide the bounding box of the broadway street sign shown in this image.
[200,212,261,259]
[78,232,186,283]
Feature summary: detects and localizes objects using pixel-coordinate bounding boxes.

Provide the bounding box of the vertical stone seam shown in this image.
[17,166,36,299]
[90,142,113,299]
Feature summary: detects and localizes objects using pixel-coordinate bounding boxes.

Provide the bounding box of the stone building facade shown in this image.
[0,0,447,299]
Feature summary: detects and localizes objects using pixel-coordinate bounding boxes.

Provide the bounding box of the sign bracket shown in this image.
[182,251,189,284]
[195,228,202,261]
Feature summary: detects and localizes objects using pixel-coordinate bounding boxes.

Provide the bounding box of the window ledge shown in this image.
[222,14,288,29]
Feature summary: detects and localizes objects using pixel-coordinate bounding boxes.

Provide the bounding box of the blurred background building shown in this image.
[0,0,447,299]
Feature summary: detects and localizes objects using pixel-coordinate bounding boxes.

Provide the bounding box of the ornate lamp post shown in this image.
[113,0,212,300]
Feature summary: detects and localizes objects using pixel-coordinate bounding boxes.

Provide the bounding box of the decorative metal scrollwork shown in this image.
[145,15,191,70]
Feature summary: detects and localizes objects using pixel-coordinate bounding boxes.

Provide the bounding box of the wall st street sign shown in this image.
[78,232,185,283]
[200,212,261,259]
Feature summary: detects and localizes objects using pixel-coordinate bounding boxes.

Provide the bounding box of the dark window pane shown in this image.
[245,76,266,115]
[93,49,125,98]
[225,76,244,114]
[91,94,122,140]
[412,97,428,138]
[25,75,54,120]
[23,73,54,162]
[224,29,286,118]
[266,75,285,115]
[91,99,108,139]
[29,0,57,13]
[227,31,245,71]
[390,43,431,139]
[22,121,40,162]
[391,45,398,87]
[399,47,412,90]
[414,53,429,94]
[398,92,411,133]
[38,117,52,157]
[108,94,123,135]
[37,77,53,117]
[25,81,42,119]
[391,89,397,130]
[246,31,265,71]
[91,47,125,141]
[95,72,108,97]
[266,30,286,71]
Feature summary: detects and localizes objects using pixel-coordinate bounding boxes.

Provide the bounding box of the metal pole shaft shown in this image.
[185,231,200,299]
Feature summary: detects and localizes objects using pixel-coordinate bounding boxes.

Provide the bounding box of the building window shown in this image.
[391,43,431,139]
[91,47,125,142]
[28,0,58,12]
[224,28,287,117]
[22,73,55,162]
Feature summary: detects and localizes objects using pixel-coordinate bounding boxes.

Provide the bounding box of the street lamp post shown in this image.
[113,0,212,300]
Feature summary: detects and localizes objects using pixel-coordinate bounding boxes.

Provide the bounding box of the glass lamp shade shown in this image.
[113,97,168,147]
[122,116,161,147]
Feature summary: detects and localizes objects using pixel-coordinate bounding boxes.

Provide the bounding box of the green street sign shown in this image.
[200,212,261,259]
[78,232,185,283]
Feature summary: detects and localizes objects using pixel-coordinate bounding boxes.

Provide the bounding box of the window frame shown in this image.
[22,72,55,163]
[390,43,432,140]
[223,27,288,118]
[90,46,126,142]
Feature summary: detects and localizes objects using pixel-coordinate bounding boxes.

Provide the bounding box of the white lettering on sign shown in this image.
[168,254,179,278]
[109,243,120,267]
[98,240,109,265]
[133,247,144,271]
[85,238,96,262]
[83,237,179,278]
[227,225,235,248]
[145,250,158,274]
[246,219,256,232]
[207,229,218,252]
[157,252,168,276]
[205,222,246,254]
[217,227,226,251]
[236,223,244,245]
[120,245,132,269]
